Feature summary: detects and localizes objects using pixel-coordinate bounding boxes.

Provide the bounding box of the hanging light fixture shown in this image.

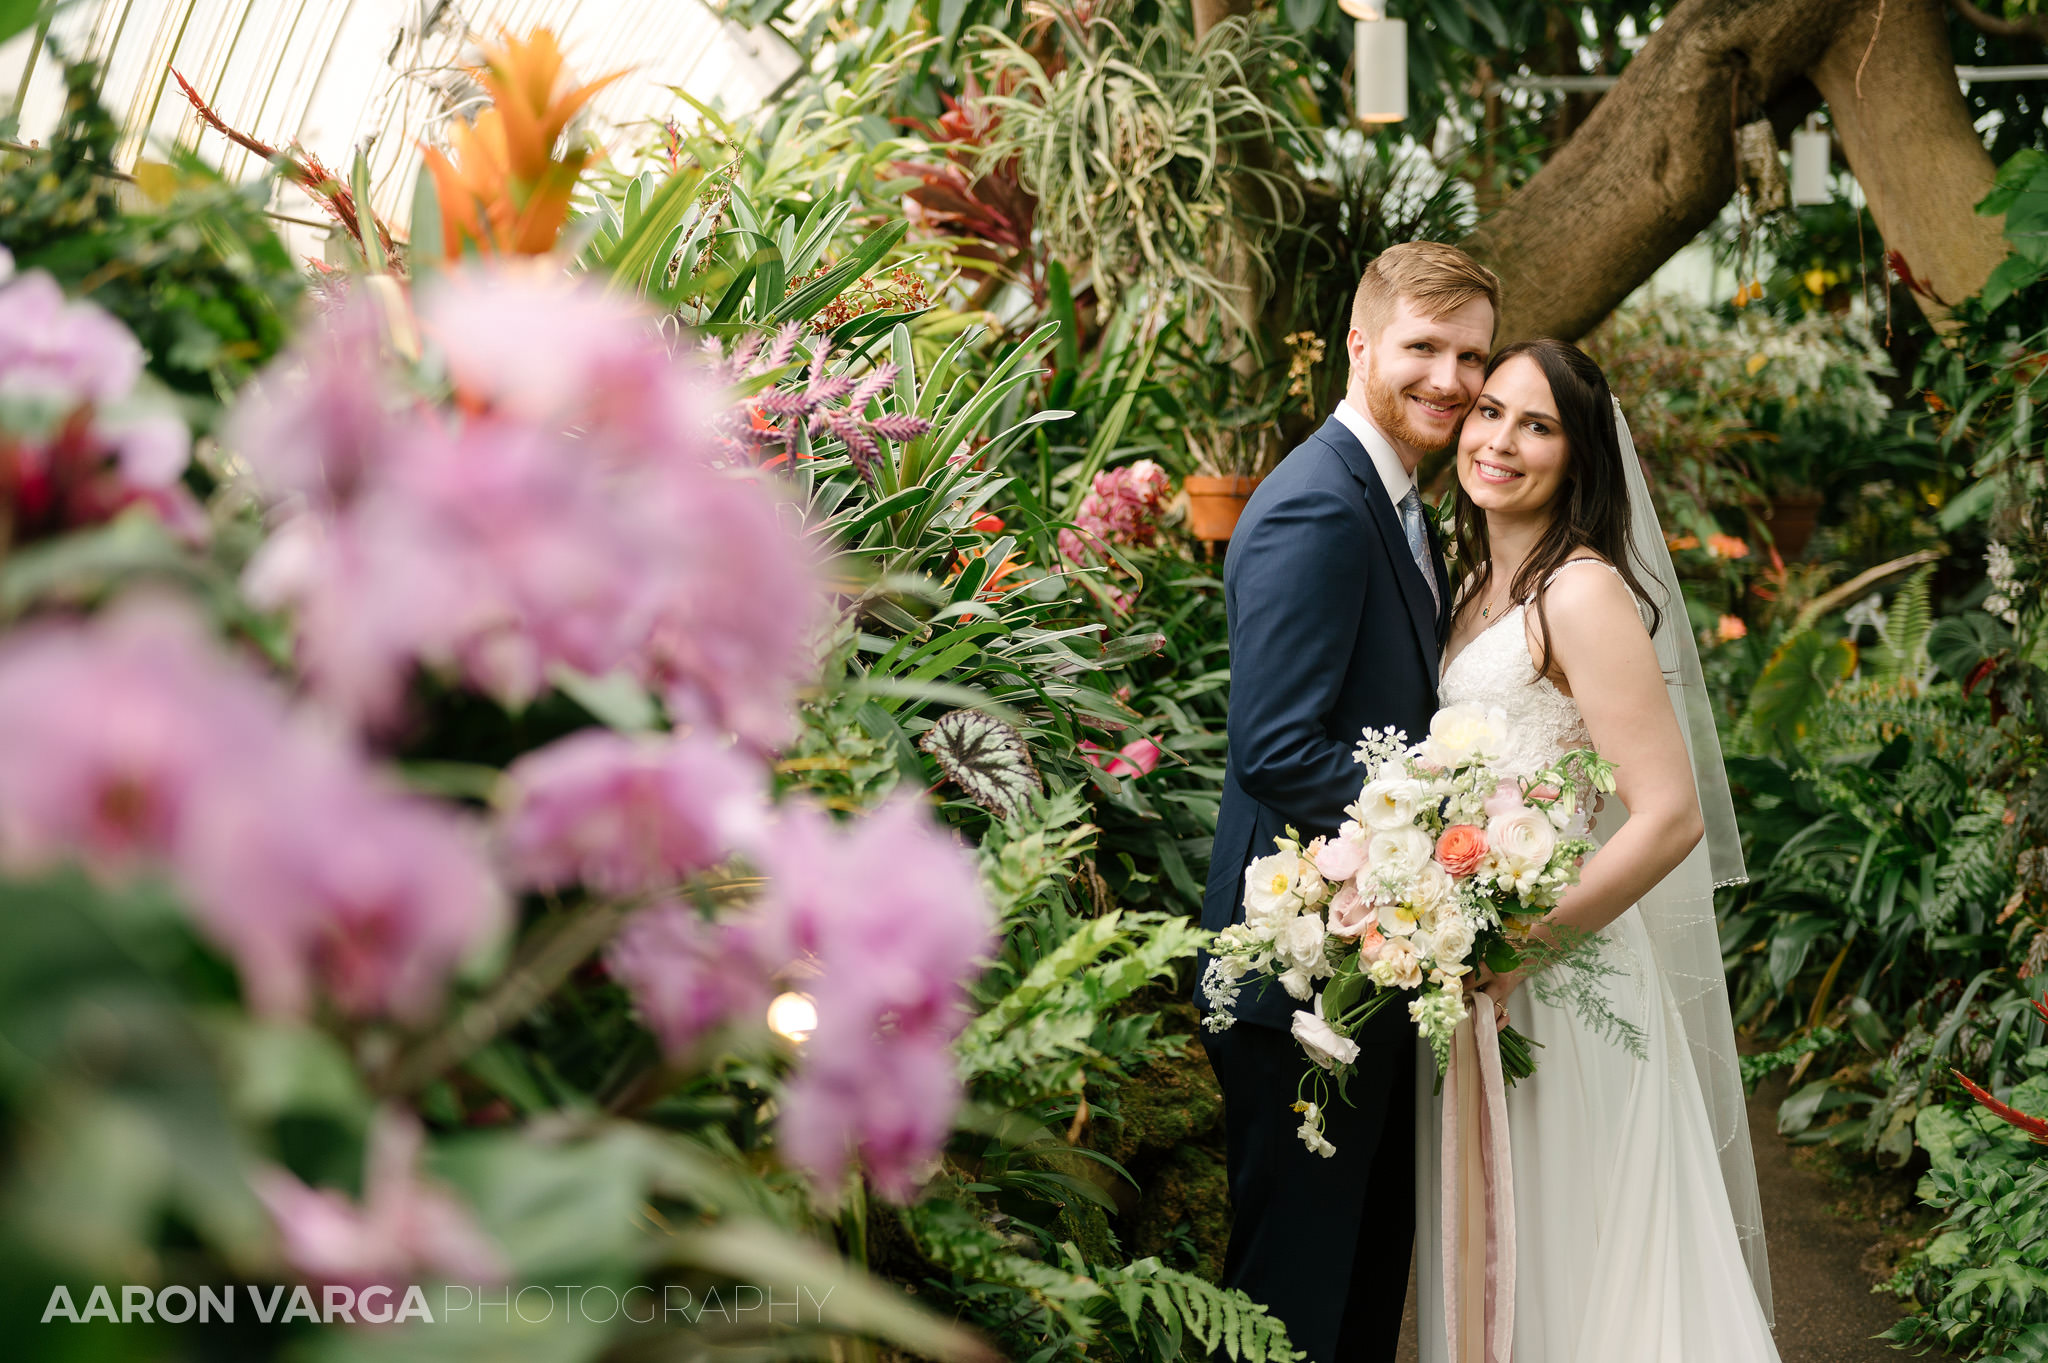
[1340,0,1407,125]
[1790,115,1833,205]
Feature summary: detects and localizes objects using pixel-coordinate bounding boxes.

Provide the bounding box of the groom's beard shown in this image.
[1363,370,1468,455]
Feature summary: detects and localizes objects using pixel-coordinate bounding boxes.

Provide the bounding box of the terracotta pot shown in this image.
[1765,491,1825,561]
[1185,474,1261,541]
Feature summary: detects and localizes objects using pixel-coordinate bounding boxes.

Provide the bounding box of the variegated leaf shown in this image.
[919,708,1042,820]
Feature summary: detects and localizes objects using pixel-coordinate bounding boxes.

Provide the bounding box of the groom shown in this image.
[1198,242,1499,1362]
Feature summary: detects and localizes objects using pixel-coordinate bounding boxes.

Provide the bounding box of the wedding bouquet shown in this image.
[1201,704,1636,1156]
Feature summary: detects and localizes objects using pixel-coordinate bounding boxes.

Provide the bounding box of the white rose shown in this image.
[1367,936,1425,990]
[1243,849,1306,929]
[1419,703,1508,769]
[1274,912,1330,974]
[1489,808,1559,870]
[1406,861,1456,913]
[1291,996,1360,1072]
[1431,912,1477,964]
[1368,826,1433,878]
[1278,965,1317,1000]
[1358,776,1424,830]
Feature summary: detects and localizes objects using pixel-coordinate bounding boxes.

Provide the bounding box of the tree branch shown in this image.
[1947,0,2048,42]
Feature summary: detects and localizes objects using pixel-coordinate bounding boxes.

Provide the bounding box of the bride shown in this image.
[1413,338,1778,1361]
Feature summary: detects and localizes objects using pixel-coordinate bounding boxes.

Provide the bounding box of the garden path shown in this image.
[1391,1075,1911,1360]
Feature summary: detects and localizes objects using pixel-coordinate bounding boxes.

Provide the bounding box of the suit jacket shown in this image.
[1198,415,1451,1030]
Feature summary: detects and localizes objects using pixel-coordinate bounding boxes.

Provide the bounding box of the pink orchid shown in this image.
[777,1032,959,1202]
[255,1108,505,1294]
[498,728,762,896]
[605,901,771,1057]
[1080,736,1164,779]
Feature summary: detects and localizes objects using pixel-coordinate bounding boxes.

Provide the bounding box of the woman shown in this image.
[1413,339,1778,1361]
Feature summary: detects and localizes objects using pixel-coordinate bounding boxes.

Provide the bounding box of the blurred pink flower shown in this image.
[223,298,399,507]
[778,1032,958,1202]
[753,798,994,1041]
[255,1108,504,1294]
[419,271,704,468]
[0,270,196,543]
[0,597,506,1022]
[1080,736,1163,779]
[604,900,770,1057]
[181,771,506,1022]
[1058,459,1172,566]
[749,798,993,1200]
[498,728,762,895]
[0,269,145,407]
[0,599,275,874]
[229,272,824,742]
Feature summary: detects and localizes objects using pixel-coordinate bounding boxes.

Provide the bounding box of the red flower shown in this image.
[973,513,1005,533]
[1953,1068,2048,1145]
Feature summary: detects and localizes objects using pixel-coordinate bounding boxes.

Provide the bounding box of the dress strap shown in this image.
[1540,558,1623,590]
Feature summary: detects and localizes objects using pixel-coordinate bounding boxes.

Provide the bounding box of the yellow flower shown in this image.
[1745,353,1769,376]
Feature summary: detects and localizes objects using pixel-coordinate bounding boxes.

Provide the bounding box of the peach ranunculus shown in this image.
[1435,824,1489,878]
[1716,614,1749,642]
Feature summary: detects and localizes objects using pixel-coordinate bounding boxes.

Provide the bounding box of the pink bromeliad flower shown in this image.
[497,728,762,896]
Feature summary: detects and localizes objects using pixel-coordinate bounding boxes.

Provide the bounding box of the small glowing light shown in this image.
[767,992,817,1043]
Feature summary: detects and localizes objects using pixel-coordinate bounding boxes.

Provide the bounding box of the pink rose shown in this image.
[1315,824,1369,882]
[1435,824,1489,878]
[1483,779,1524,820]
[1528,783,1561,802]
[1357,924,1387,961]
[1327,881,1373,937]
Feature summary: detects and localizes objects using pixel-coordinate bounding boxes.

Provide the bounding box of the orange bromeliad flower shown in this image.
[419,29,624,262]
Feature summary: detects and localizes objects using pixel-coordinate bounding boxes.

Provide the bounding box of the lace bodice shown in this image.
[1437,562,1621,778]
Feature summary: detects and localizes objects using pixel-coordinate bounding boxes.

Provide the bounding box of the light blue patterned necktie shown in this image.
[1397,486,1442,617]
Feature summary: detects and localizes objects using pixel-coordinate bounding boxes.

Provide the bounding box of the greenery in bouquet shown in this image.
[1200,705,1631,1157]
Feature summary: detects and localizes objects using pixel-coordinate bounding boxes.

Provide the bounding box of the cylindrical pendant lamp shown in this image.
[1341,1,1407,124]
[1790,116,1832,205]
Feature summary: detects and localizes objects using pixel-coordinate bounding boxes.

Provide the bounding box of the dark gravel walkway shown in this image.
[1391,1075,1913,1361]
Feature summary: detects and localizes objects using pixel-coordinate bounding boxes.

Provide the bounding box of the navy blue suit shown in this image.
[1197,415,1449,1363]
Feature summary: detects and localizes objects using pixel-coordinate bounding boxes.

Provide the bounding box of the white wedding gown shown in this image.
[1414,576,1780,1362]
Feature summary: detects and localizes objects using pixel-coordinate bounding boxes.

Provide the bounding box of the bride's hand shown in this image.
[1475,965,1527,1024]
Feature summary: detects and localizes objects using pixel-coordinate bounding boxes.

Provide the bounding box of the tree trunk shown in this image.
[1807,0,2009,317]
[1464,0,2007,342]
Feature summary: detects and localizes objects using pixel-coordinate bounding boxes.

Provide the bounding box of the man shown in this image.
[1198,242,1500,1363]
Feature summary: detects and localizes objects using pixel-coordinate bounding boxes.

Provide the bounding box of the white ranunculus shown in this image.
[1291,996,1361,1071]
[1243,849,1307,930]
[1358,775,1425,830]
[1490,807,1559,870]
[1368,826,1434,878]
[1419,703,1508,770]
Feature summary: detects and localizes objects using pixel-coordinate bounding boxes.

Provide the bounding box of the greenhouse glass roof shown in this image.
[2,0,801,245]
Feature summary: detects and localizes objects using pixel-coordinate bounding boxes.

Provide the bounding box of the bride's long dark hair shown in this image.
[1449,337,1662,678]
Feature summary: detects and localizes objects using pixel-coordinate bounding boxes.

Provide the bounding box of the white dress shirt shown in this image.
[1331,399,1417,510]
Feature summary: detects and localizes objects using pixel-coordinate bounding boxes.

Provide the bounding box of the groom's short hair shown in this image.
[1350,241,1501,343]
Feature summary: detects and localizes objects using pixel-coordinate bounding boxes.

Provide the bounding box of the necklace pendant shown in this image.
[1481,605,1490,618]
